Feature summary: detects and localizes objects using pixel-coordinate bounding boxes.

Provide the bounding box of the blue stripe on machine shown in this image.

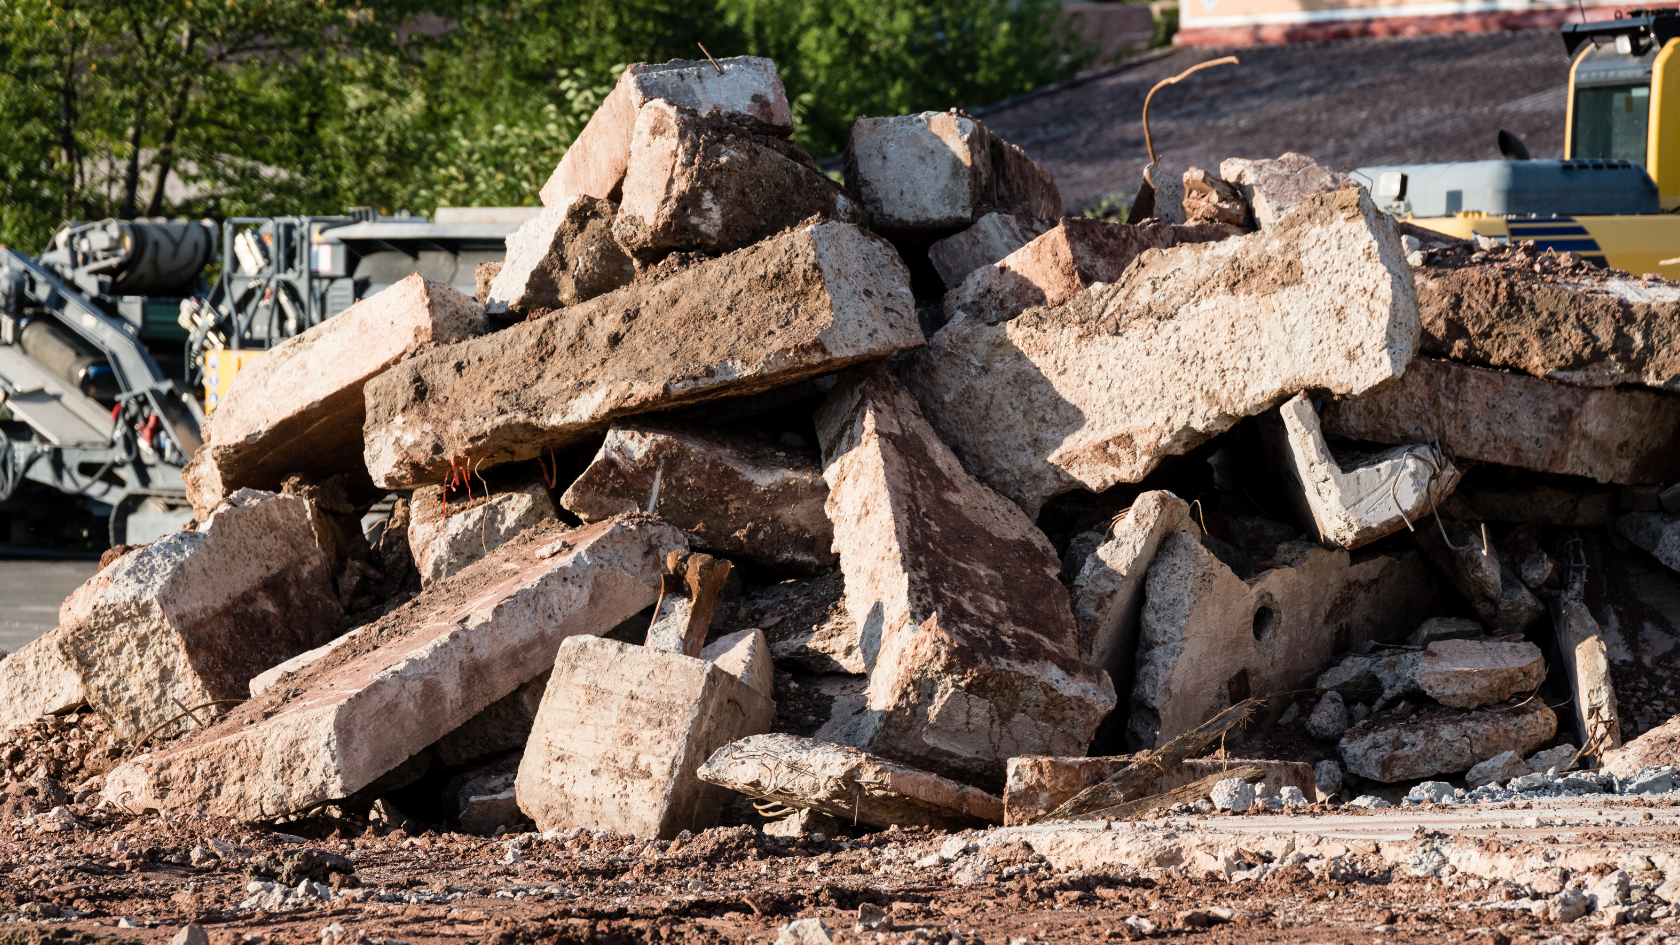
[1507,225,1592,237]
[1524,238,1602,252]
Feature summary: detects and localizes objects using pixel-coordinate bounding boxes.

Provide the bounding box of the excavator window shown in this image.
[1573,83,1651,164]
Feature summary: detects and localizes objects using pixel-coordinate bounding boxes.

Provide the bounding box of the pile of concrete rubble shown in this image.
[7,56,1680,839]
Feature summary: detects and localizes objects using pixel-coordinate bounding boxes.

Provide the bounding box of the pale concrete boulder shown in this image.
[614,101,865,262]
[183,274,486,517]
[1617,512,1680,574]
[815,364,1114,790]
[362,221,922,490]
[102,515,684,821]
[942,218,1238,326]
[562,421,835,573]
[1305,691,1349,740]
[485,195,634,317]
[1068,490,1189,704]
[699,733,1003,830]
[1338,699,1556,782]
[514,635,774,839]
[1260,393,1459,549]
[539,56,794,208]
[47,489,341,739]
[1321,357,1680,486]
[903,188,1420,516]
[1413,638,1545,709]
[0,629,88,730]
[1128,532,1439,750]
[843,112,1062,235]
[1000,755,1314,824]
[408,480,556,588]
[927,212,1048,289]
[1219,153,1350,230]
[699,629,775,701]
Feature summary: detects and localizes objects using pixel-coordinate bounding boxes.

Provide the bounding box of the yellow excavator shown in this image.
[1355,8,1680,276]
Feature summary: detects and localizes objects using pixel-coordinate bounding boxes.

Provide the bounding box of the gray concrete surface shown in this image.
[0,558,97,653]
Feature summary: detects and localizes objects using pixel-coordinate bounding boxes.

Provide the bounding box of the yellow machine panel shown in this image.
[1411,213,1680,278]
[201,349,264,413]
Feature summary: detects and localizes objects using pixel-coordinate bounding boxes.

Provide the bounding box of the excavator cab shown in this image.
[1563,8,1680,207]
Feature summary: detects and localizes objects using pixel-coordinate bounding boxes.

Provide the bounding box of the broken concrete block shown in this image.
[485,196,634,317]
[1068,491,1189,704]
[1321,357,1680,486]
[699,733,1002,830]
[1260,393,1459,550]
[941,218,1238,326]
[1140,160,1189,225]
[708,571,862,674]
[843,112,1062,235]
[902,188,1419,516]
[699,629,774,701]
[539,57,794,208]
[183,274,486,517]
[1413,256,1680,392]
[1414,639,1545,709]
[1340,699,1557,782]
[1408,616,1484,647]
[1181,167,1249,228]
[1416,522,1545,634]
[1465,749,1529,788]
[1000,755,1314,825]
[1316,649,1420,708]
[46,489,340,739]
[614,101,864,262]
[815,365,1114,789]
[432,673,549,769]
[362,221,922,490]
[102,515,683,820]
[1570,531,1680,743]
[645,551,732,657]
[407,480,556,588]
[1617,512,1680,574]
[1128,533,1440,750]
[1603,715,1680,778]
[1218,153,1350,230]
[515,635,774,838]
[1314,759,1342,796]
[1209,777,1254,812]
[0,629,88,730]
[561,421,835,573]
[1306,691,1349,740]
[927,212,1048,289]
[1554,573,1624,757]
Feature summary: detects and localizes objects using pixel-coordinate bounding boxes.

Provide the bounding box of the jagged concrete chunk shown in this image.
[942,219,1237,326]
[1617,512,1680,573]
[1322,357,1680,486]
[408,481,556,588]
[843,112,1062,235]
[1181,167,1250,228]
[43,490,340,739]
[1260,393,1459,550]
[614,101,864,262]
[699,629,774,701]
[185,275,486,516]
[102,516,684,821]
[0,629,88,730]
[903,189,1420,516]
[1414,639,1545,709]
[486,196,633,317]
[700,733,1002,830]
[1555,572,1624,757]
[1002,755,1315,825]
[1218,153,1350,230]
[927,212,1048,289]
[539,57,793,208]
[515,635,774,838]
[363,221,922,490]
[562,421,835,572]
[1339,699,1557,782]
[1129,533,1439,750]
[815,365,1114,789]
[1069,490,1189,699]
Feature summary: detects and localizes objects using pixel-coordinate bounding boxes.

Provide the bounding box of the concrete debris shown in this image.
[941,218,1238,327]
[843,112,1062,235]
[1604,714,1680,778]
[184,274,487,516]
[1209,777,1255,812]
[362,220,921,490]
[102,515,684,820]
[708,571,861,675]
[1001,755,1314,824]
[1553,569,1624,758]
[814,364,1114,789]
[645,550,733,657]
[1416,520,1546,634]
[698,629,775,701]
[540,56,793,208]
[926,212,1049,289]
[1338,698,1557,782]
[614,101,864,262]
[1180,167,1250,228]
[1218,153,1351,230]
[514,635,774,839]
[1413,638,1545,709]
[444,753,524,834]
[1305,691,1349,740]
[698,733,1003,830]
[1321,356,1680,486]
[562,421,835,573]
[408,480,556,588]
[903,188,1419,516]
[486,195,634,317]
[1260,392,1459,549]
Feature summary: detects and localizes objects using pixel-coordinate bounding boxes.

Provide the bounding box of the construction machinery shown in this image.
[1354,7,1680,274]
[0,208,526,549]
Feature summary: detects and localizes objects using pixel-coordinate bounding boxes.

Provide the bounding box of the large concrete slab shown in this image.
[902,188,1420,516]
[562,421,835,573]
[184,274,486,517]
[515,635,774,839]
[101,515,684,821]
[362,221,922,490]
[1321,357,1680,486]
[815,364,1114,791]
